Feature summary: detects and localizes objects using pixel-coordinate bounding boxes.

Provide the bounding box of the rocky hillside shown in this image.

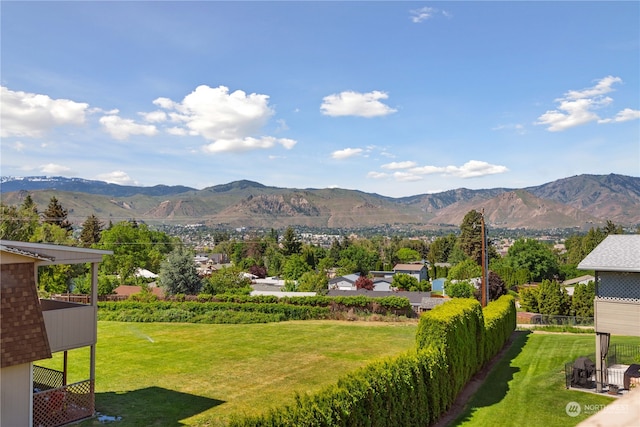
[1,174,638,230]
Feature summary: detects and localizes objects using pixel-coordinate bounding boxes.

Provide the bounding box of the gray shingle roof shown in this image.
[577,235,640,272]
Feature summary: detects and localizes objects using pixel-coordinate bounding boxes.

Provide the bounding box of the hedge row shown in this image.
[229,347,450,427]
[415,298,486,396]
[483,295,517,360]
[96,295,412,324]
[208,294,412,311]
[97,301,330,323]
[230,295,516,426]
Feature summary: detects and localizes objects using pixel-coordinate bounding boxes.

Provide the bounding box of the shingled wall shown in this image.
[1,263,52,368]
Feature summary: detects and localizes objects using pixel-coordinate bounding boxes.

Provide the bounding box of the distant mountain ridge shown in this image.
[0,176,195,197]
[1,174,638,230]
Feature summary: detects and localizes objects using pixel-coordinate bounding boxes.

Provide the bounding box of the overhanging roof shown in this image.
[577,235,640,273]
[0,240,112,265]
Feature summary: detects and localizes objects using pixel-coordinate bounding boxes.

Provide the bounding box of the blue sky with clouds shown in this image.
[1,1,638,197]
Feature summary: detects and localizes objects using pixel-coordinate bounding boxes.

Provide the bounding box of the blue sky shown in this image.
[1,1,639,198]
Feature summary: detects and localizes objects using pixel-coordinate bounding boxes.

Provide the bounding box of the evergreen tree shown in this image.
[21,194,38,214]
[571,281,595,318]
[537,280,570,316]
[519,286,540,313]
[42,196,73,232]
[458,210,484,265]
[281,226,302,256]
[158,246,202,295]
[79,214,103,247]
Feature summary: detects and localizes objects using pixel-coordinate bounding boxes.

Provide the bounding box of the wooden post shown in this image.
[480,210,487,307]
[63,351,68,386]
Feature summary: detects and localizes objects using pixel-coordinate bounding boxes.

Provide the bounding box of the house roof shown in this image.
[0,240,112,265]
[0,244,55,262]
[393,264,425,271]
[577,235,640,273]
[562,275,595,286]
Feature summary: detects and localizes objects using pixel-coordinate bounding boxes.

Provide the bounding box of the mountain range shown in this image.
[1,174,639,230]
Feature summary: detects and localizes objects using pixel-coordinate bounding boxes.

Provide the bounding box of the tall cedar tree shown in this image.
[42,196,73,232]
[458,210,484,265]
[281,226,302,255]
[79,214,103,247]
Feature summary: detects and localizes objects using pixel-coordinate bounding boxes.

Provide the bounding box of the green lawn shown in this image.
[39,322,639,427]
[38,320,418,426]
[452,332,640,427]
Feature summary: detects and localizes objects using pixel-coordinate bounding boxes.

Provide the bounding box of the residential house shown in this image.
[328,274,393,291]
[326,289,433,313]
[577,235,640,392]
[393,263,428,283]
[1,240,111,427]
[561,274,595,296]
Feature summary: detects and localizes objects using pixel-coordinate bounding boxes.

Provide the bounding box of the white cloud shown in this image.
[155,85,274,140]
[393,171,423,182]
[410,6,451,23]
[369,160,508,182]
[12,141,25,151]
[149,85,296,153]
[565,75,621,100]
[202,136,296,154]
[492,123,526,135]
[167,126,188,136]
[40,163,73,175]
[0,86,89,138]
[381,161,417,170]
[141,110,168,123]
[598,108,640,123]
[320,90,397,117]
[367,171,389,179]
[535,76,638,131]
[439,160,509,178]
[96,171,138,185]
[99,115,158,140]
[332,148,364,159]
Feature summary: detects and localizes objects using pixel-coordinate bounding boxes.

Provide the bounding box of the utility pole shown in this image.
[480,209,488,307]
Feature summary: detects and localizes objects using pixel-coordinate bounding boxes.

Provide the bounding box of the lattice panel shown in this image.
[33,365,64,392]
[33,380,94,427]
[598,272,640,302]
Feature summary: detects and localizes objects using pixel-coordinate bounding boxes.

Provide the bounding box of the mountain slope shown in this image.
[1,174,638,229]
[426,190,601,229]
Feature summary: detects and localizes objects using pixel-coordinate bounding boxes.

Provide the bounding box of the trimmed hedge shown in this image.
[97,301,330,323]
[415,298,486,396]
[97,295,412,324]
[230,295,516,426]
[483,295,517,360]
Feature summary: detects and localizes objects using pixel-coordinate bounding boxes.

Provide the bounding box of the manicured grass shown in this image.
[452,332,640,427]
[38,320,418,426]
